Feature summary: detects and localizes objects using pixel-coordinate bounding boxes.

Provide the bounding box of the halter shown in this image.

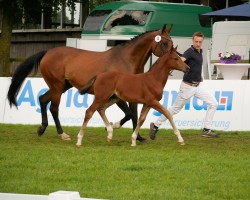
[153,35,174,75]
[155,35,173,55]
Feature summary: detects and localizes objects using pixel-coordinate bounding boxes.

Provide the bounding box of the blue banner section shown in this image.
[1,78,250,131]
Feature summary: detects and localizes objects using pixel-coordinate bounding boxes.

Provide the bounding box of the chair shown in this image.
[206,49,218,79]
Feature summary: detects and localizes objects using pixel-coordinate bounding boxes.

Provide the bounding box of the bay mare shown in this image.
[76,46,189,147]
[7,24,174,141]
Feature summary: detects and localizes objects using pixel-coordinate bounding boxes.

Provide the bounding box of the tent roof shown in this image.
[202,2,250,18]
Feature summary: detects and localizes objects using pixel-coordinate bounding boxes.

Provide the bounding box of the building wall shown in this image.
[10,28,81,75]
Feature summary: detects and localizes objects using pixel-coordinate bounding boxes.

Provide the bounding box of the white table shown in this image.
[214,63,250,80]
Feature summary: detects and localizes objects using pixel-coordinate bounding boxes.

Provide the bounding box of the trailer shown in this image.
[67,1,212,79]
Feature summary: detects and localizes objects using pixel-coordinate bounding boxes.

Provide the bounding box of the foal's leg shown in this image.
[97,99,119,142]
[162,110,184,145]
[151,101,184,145]
[98,107,113,142]
[131,105,150,147]
[114,100,147,142]
[76,101,101,147]
[129,102,147,142]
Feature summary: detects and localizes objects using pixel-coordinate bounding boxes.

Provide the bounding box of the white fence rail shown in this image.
[0,191,106,200]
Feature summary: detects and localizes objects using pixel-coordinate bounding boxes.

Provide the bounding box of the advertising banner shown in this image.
[1,77,250,131]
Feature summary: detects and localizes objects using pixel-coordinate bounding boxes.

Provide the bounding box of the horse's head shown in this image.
[152,24,174,57]
[166,46,189,73]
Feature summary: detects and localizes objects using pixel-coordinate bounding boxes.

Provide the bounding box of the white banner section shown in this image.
[1,77,250,131]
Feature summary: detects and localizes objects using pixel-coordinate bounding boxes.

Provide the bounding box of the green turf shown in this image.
[0,124,249,200]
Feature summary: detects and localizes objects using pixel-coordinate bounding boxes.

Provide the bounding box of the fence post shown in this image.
[48,191,80,200]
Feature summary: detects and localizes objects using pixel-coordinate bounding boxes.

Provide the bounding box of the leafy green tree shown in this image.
[0,0,78,76]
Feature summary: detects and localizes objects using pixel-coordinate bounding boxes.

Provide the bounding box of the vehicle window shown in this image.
[104,10,150,31]
[83,10,112,31]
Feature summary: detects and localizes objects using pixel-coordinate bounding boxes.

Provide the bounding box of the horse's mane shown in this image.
[116,30,158,47]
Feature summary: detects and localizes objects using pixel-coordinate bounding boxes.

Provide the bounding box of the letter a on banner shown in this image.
[17,80,36,106]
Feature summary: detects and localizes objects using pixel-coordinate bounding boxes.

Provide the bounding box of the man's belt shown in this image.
[183,81,200,87]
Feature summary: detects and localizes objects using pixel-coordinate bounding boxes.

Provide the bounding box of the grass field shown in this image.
[0,124,249,200]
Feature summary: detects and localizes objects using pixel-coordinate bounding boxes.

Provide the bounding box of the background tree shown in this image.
[0,0,78,76]
[0,0,19,76]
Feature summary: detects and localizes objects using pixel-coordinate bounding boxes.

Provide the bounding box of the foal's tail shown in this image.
[7,51,47,107]
[79,76,97,94]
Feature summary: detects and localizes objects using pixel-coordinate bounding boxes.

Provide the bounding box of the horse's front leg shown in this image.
[161,110,184,145]
[131,105,150,146]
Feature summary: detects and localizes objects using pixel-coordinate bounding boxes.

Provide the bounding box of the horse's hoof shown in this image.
[107,137,112,143]
[136,135,148,143]
[136,137,148,143]
[131,143,136,147]
[76,144,81,148]
[112,121,121,129]
[105,122,113,131]
[37,126,46,136]
[60,133,71,141]
[178,141,185,145]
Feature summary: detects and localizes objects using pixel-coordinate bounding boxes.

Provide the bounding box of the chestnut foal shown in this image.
[76,46,189,147]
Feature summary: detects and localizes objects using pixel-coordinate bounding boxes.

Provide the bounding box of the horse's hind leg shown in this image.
[49,90,71,141]
[113,100,132,128]
[37,90,51,135]
[43,81,72,140]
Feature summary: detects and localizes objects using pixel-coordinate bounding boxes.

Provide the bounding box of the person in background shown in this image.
[149,32,219,139]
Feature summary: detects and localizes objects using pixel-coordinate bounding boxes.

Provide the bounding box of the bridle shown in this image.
[153,35,174,75]
[155,35,173,56]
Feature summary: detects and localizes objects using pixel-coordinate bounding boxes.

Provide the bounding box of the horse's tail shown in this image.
[7,50,47,108]
[79,76,97,94]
